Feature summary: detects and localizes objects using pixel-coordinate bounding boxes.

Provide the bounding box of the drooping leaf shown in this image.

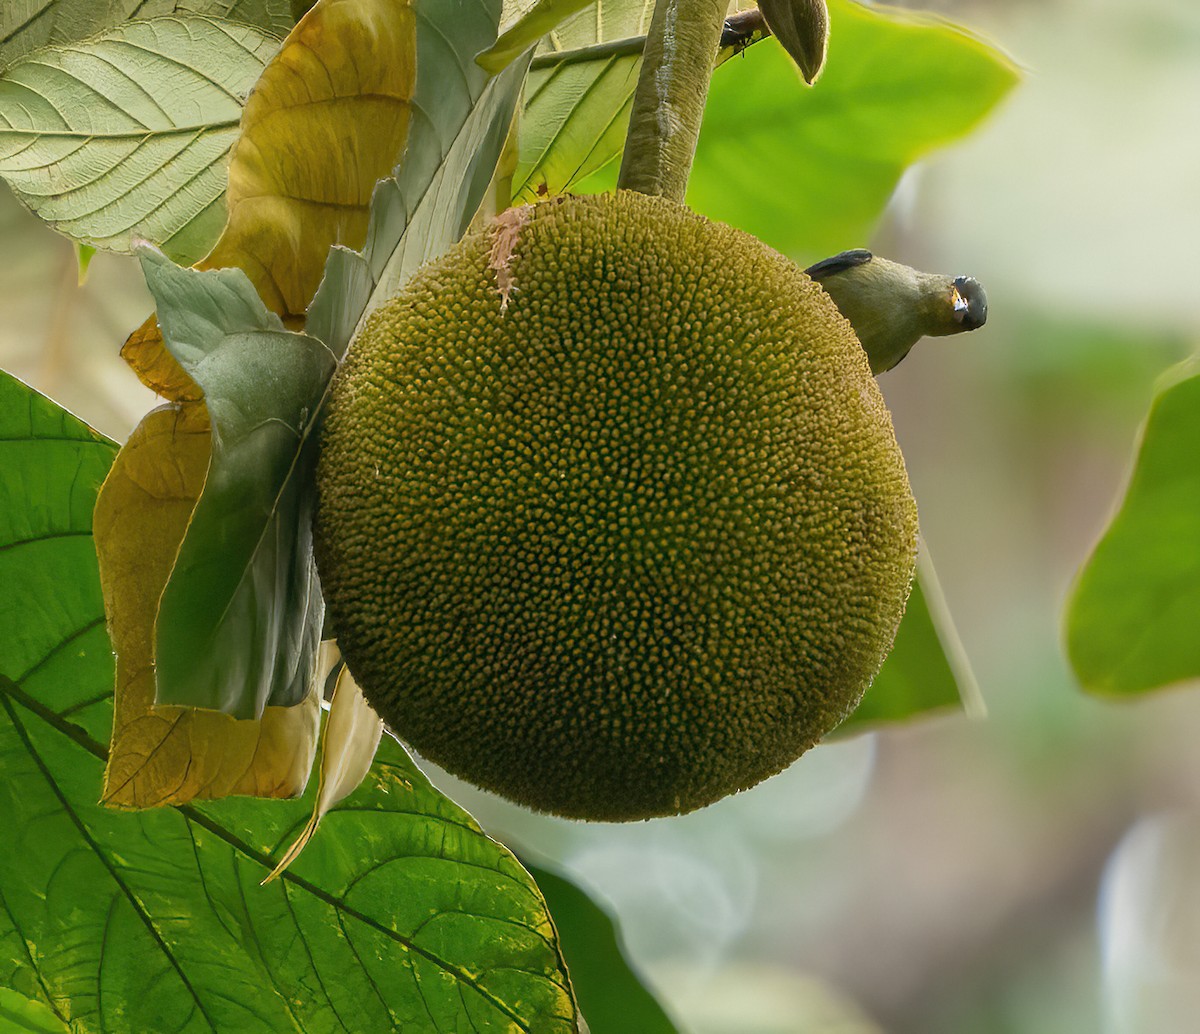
[0,373,580,1032]
[525,862,679,1034]
[0,17,281,264]
[203,0,418,318]
[94,401,321,807]
[137,249,332,718]
[837,547,983,736]
[308,0,530,354]
[684,0,1020,262]
[0,1,294,70]
[1067,365,1200,697]
[477,0,593,74]
[265,651,384,882]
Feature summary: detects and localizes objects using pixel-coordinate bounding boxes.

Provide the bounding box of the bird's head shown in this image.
[951,276,988,332]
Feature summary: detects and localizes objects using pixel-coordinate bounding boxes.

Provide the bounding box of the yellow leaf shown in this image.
[203,0,418,318]
[264,650,386,883]
[95,403,320,808]
[120,0,418,396]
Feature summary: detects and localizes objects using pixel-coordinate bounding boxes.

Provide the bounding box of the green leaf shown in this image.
[308,0,530,355]
[0,2,294,70]
[525,863,678,1034]
[0,372,580,1033]
[685,0,1019,262]
[0,989,68,1033]
[477,0,594,74]
[72,242,96,283]
[138,249,331,717]
[0,370,117,751]
[511,0,653,203]
[0,17,281,264]
[838,549,982,735]
[1066,365,1200,696]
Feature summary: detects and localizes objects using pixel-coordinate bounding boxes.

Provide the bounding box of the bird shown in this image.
[804,249,988,375]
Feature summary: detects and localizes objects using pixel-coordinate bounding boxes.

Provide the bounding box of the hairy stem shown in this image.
[616,0,728,202]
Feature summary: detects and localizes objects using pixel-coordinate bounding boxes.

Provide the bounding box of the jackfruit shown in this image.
[315,191,917,821]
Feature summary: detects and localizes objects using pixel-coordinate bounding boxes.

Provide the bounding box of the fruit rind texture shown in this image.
[315,191,917,821]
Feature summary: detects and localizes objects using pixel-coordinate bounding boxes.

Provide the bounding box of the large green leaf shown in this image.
[0,17,280,264]
[0,2,293,70]
[308,0,530,354]
[838,549,982,735]
[526,863,678,1034]
[685,0,1019,262]
[0,372,580,1033]
[138,250,331,717]
[1066,365,1200,696]
[0,371,117,749]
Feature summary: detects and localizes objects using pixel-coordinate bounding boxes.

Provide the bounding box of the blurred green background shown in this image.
[4,0,1200,1030]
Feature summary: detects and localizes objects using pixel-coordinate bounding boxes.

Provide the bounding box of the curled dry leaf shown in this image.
[204,0,418,318]
[95,403,319,807]
[264,651,385,882]
[120,314,203,404]
[123,0,417,396]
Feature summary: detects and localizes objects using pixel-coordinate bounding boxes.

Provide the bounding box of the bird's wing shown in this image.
[804,249,873,280]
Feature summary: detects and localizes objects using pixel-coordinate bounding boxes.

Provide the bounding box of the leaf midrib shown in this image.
[0,120,241,143]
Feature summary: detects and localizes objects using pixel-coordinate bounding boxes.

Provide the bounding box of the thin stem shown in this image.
[616,0,728,202]
[530,13,770,72]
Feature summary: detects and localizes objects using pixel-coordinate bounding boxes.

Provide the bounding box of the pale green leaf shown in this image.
[0,1,293,70]
[512,0,654,203]
[138,249,331,717]
[308,0,529,355]
[1067,365,1200,697]
[264,654,384,882]
[0,371,579,1033]
[0,17,281,264]
[477,0,594,74]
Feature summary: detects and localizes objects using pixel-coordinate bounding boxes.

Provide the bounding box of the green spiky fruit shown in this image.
[315,192,917,821]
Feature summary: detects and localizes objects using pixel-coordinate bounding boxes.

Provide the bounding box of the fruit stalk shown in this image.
[616,0,728,203]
